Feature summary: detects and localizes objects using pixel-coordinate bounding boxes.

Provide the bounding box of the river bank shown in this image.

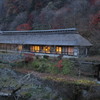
[0,67,100,100]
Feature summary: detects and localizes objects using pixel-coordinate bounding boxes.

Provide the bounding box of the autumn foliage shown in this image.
[89,0,99,5]
[16,23,32,31]
[90,12,100,29]
[55,60,63,69]
[23,53,34,63]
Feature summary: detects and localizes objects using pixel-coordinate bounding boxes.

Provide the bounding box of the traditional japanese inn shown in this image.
[0,28,92,57]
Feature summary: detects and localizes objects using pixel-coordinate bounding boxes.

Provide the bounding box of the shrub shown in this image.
[43,55,49,59]
[0,64,6,68]
[57,54,63,60]
[14,61,26,68]
[47,64,59,74]
[30,59,49,72]
[13,58,74,75]
[24,56,33,63]
[37,63,48,72]
[47,60,63,74]
[31,59,40,70]
[36,55,40,59]
[55,60,63,69]
[47,59,73,75]
[61,59,73,75]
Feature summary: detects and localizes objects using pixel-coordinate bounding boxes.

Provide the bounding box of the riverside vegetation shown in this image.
[0,54,100,100]
[14,57,73,75]
[0,66,100,100]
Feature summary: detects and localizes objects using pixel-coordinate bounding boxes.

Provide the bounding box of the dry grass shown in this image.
[13,68,98,85]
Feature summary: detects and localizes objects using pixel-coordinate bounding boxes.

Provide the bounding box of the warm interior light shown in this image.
[56,47,62,54]
[68,47,74,55]
[43,46,50,53]
[30,46,40,52]
[18,45,23,51]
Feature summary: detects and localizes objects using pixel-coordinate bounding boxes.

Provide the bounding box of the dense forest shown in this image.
[0,0,100,54]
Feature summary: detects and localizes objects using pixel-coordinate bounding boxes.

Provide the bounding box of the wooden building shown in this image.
[0,28,92,57]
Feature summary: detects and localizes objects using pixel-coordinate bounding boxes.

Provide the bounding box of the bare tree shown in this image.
[9,12,28,31]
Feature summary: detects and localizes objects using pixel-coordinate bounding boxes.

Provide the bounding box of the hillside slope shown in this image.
[0,0,100,54]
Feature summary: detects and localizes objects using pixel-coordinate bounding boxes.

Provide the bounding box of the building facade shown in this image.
[0,28,92,57]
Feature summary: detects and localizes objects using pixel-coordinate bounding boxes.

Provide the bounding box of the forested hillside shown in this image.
[0,0,100,54]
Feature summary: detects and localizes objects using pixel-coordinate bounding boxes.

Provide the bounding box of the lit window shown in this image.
[68,47,74,55]
[30,46,40,52]
[56,47,62,54]
[43,46,50,53]
[18,45,23,51]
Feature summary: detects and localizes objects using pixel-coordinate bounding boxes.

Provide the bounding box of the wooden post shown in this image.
[95,64,100,81]
[97,65,100,81]
[86,48,88,56]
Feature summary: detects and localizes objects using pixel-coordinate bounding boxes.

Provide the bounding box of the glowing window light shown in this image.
[43,46,50,53]
[56,47,62,54]
[68,47,74,55]
[18,45,23,51]
[30,46,40,52]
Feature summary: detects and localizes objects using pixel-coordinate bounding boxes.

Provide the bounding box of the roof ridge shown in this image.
[1,28,77,33]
